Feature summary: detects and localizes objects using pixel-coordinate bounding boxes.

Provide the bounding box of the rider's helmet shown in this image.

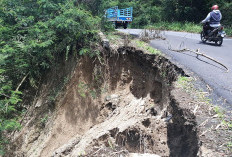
[211,5,219,10]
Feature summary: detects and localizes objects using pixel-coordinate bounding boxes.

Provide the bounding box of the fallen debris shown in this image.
[139,29,166,42]
[169,48,229,72]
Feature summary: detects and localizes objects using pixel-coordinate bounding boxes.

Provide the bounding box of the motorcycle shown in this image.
[200,22,226,46]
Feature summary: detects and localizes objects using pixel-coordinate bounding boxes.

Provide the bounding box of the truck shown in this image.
[106,6,133,29]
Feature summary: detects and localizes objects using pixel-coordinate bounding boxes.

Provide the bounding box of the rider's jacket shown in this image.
[202,10,222,27]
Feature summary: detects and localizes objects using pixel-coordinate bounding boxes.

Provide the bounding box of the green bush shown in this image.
[0,0,100,153]
[145,22,202,33]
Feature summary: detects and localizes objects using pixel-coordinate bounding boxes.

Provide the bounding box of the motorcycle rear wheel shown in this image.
[215,37,223,46]
[200,31,207,43]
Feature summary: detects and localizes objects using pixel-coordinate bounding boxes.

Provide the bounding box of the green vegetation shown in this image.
[77,81,103,99]
[177,76,232,153]
[146,22,202,33]
[176,76,193,88]
[225,27,232,37]
[214,106,225,119]
[78,82,88,98]
[106,32,121,42]
[146,22,232,36]
[136,40,161,55]
[0,0,99,154]
[176,76,232,130]
[87,0,232,35]
[227,141,232,151]
[40,114,49,127]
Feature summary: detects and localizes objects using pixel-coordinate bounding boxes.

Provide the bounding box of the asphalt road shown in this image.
[119,29,232,110]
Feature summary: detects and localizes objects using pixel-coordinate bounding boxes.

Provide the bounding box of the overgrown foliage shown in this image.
[85,0,232,30]
[0,0,99,154]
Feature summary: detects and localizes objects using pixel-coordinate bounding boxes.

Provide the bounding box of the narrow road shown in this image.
[119,29,232,111]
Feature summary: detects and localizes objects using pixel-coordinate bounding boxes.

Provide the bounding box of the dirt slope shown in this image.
[5,34,230,157]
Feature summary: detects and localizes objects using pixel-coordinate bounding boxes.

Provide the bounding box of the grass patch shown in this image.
[176,76,232,129]
[227,141,232,151]
[146,21,232,36]
[40,114,49,127]
[106,32,120,42]
[225,26,232,37]
[146,22,202,33]
[214,106,225,119]
[176,76,193,90]
[135,40,162,55]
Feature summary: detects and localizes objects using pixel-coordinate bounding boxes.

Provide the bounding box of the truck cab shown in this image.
[106,6,133,29]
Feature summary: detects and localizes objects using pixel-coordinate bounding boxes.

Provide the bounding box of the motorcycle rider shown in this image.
[201,5,222,37]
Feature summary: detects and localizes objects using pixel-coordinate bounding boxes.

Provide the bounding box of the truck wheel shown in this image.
[123,23,128,29]
[115,22,118,29]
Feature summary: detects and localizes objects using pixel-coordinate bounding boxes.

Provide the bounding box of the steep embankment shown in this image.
[12,28,232,157]
[50,47,198,157]
[6,40,201,157]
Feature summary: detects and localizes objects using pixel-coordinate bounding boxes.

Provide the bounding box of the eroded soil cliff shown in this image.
[5,33,230,157]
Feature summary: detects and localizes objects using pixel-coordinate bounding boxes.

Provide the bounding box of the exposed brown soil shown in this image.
[49,46,198,157]
[5,35,230,157]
